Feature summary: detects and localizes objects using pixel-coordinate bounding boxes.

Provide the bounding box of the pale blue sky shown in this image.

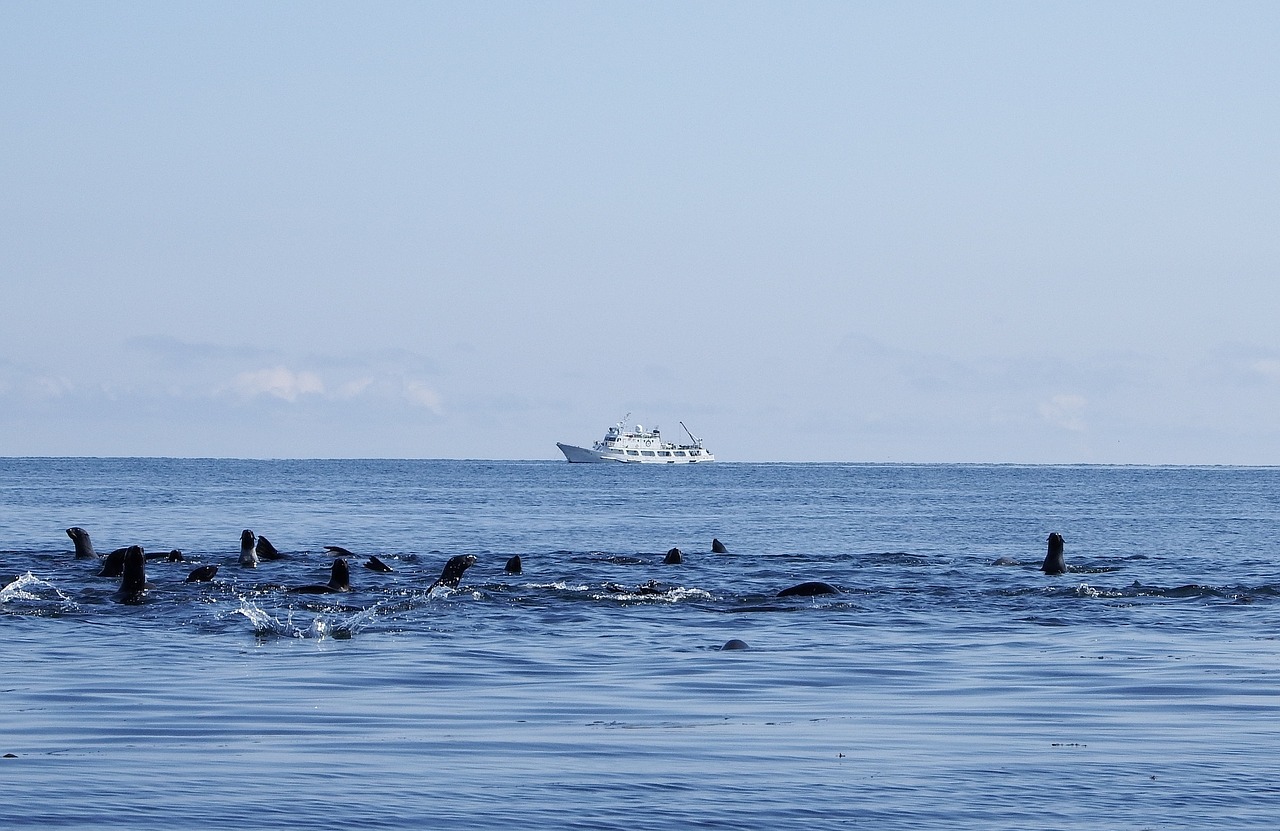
[3,2,1279,462]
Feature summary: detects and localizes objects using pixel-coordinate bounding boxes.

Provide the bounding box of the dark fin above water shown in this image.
[364,555,393,573]
[504,555,522,574]
[289,558,351,594]
[664,547,683,564]
[711,538,728,554]
[255,536,283,560]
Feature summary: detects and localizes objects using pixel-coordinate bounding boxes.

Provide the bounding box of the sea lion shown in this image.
[720,638,749,650]
[664,547,683,564]
[239,529,257,567]
[186,564,218,582]
[289,558,351,594]
[166,550,184,562]
[255,536,283,561]
[711,538,728,554]
[364,555,393,573]
[66,527,97,560]
[1041,532,1066,575]
[117,546,149,596]
[777,581,839,597]
[428,554,477,591]
[504,555,522,574]
[97,547,131,577]
[324,545,355,558]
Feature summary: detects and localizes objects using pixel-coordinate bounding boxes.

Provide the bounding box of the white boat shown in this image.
[557,416,714,464]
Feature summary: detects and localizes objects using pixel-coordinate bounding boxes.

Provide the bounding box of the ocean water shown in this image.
[3,459,1280,829]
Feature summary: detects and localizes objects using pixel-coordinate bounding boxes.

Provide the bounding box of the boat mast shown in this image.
[679,421,702,447]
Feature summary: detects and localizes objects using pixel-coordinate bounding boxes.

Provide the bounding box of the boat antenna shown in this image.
[679,421,701,446]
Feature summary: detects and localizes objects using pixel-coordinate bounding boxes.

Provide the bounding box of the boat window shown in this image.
[658,451,671,457]
[690,450,701,456]
[641,450,656,456]
[674,451,687,457]
[626,450,640,456]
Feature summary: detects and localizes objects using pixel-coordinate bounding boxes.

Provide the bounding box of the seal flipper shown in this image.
[711,538,728,554]
[289,558,351,594]
[255,536,283,561]
[504,555,522,575]
[364,555,393,573]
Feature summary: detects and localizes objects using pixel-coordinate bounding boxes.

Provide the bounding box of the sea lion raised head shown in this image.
[239,529,257,567]
[429,554,477,591]
[1041,532,1067,575]
[66,527,97,560]
[118,546,148,595]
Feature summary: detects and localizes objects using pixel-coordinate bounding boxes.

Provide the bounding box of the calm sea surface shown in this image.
[3,459,1280,829]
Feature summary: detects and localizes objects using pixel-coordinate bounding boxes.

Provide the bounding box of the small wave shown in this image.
[593,583,713,603]
[0,572,78,613]
[230,596,371,640]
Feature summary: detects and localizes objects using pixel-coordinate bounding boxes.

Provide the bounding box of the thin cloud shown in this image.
[403,380,443,413]
[222,367,325,402]
[1038,394,1088,433]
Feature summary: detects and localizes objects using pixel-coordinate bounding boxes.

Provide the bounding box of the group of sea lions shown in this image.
[65,525,478,601]
[58,526,1072,649]
[68,526,1073,598]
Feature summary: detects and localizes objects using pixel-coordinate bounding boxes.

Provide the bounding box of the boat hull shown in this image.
[556,442,713,464]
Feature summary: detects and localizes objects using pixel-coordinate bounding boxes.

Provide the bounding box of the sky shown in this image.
[3,2,1279,463]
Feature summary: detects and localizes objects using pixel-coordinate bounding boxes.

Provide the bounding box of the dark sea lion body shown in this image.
[777,581,839,597]
[664,547,683,564]
[186,565,218,582]
[66,527,97,560]
[98,547,131,577]
[117,546,149,596]
[1041,532,1067,575]
[711,538,728,554]
[289,558,351,594]
[504,555,522,574]
[429,554,477,591]
[720,638,749,650]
